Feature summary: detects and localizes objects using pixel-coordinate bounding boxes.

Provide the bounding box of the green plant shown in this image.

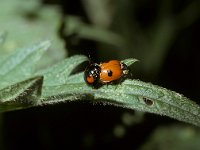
[0,40,199,127]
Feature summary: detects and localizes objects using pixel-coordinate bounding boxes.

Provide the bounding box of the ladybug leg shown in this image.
[106,83,109,88]
[114,84,119,90]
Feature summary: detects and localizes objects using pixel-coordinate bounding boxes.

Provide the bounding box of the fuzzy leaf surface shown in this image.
[0,41,50,89]
[41,55,88,86]
[42,56,200,127]
[0,76,43,112]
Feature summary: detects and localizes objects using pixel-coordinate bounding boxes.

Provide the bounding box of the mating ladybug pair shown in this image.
[84,59,129,88]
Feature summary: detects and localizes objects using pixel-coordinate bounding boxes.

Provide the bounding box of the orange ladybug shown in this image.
[84,60,129,88]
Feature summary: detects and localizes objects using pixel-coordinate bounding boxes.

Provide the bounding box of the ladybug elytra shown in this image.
[84,60,129,88]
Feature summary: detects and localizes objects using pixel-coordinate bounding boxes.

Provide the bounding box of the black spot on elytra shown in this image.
[107,70,113,77]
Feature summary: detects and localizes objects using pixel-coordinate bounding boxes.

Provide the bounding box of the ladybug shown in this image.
[84,60,129,88]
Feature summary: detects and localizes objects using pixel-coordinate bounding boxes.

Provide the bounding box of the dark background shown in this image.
[2,0,200,149]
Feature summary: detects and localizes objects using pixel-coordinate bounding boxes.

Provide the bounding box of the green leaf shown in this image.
[0,49,199,127]
[0,41,50,88]
[42,79,200,127]
[97,80,200,127]
[0,76,43,112]
[122,58,139,66]
[41,55,88,86]
[41,56,200,127]
[0,0,66,67]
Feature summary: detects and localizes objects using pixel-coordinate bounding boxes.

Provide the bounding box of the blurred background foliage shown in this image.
[0,0,200,149]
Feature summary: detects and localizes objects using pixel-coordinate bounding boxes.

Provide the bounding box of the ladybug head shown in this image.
[84,63,101,88]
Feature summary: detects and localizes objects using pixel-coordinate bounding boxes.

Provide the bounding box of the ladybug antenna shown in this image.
[85,49,92,64]
[88,54,94,64]
[88,54,91,62]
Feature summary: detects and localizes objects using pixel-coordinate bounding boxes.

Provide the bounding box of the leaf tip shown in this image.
[122,58,139,67]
